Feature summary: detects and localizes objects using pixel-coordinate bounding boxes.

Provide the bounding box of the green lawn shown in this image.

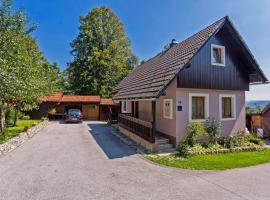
[145,149,270,170]
[0,120,41,144]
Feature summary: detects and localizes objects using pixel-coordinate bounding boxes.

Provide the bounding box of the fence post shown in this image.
[151,101,156,143]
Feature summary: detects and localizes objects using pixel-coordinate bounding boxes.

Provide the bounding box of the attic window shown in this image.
[211,44,225,66]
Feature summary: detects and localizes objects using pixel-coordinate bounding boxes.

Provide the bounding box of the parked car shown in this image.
[65,109,83,123]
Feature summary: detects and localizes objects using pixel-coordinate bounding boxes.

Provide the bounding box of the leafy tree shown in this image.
[254,104,262,114]
[67,6,137,97]
[0,0,57,129]
[245,106,253,115]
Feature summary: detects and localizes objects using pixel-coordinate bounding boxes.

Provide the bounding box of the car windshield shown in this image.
[68,109,81,115]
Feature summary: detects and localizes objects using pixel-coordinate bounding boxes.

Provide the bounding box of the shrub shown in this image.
[49,108,56,114]
[22,115,30,120]
[204,117,222,144]
[177,142,190,158]
[5,108,15,127]
[18,111,25,120]
[41,117,48,121]
[23,126,29,132]
[245,133,264,146]
[186,122,205,147]
[219,135,246,148]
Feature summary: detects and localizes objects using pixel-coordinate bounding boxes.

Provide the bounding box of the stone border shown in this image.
[0,120,50,155]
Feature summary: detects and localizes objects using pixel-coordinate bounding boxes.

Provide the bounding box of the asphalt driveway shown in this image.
[0,121,270,200]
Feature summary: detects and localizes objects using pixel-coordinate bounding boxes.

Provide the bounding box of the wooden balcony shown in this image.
[118,113,154,143]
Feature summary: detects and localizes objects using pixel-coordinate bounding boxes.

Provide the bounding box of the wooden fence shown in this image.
[118,113,154,143]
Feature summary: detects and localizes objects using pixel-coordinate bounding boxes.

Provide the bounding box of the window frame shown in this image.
[189,93,209,122]
[122,100,128,113]
[219,94,236,121]
[163,99,173,119]
[211,44,226,67]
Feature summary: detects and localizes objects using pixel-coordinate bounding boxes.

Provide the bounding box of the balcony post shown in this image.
[151,100,156,143]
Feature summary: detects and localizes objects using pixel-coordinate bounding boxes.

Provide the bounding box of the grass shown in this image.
[0,120,41,144]
[145,149,270,170]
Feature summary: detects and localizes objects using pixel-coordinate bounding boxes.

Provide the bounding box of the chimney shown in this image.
[170,39,178,48]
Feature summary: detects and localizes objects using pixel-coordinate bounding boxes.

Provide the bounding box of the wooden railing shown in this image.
[118,113,154,143]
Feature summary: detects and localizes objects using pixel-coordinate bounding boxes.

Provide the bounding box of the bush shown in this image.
[22,115,30,120]
[245,133,264,146]
[23,126,29,132]
[204,117,222,144]
[18,111,25,120]
[5,107,15,127]
[41,117,48,121]
[186,122,205,147]
[221,136,246,148]
[49,108,56,114]
[177,142,190,158]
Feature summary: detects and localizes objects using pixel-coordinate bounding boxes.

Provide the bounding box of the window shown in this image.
[189,93,209,121]
[219,94,236,120]
[122,101,127,112]
[163,99,173,119]
[211,44,225,66]
[192,97,205,119]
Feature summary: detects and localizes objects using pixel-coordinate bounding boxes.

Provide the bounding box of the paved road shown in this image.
[1,121,270,200]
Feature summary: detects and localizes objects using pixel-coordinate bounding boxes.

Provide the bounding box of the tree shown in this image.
[0,0,57,129]
[67,6,137,97]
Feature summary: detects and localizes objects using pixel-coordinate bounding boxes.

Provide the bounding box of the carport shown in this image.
[26,92,119,121]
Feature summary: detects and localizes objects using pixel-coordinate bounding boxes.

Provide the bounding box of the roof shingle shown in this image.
[113,17,227,100]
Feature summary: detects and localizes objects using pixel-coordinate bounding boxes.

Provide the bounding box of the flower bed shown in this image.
[177,118,265,157]
[187,143,265,155]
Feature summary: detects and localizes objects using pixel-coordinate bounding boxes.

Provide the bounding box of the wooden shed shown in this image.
[247,104,270,138]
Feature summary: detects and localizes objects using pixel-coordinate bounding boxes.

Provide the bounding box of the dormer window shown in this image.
[211,44,225,66]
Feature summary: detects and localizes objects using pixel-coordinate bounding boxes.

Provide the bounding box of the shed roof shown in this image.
[41,93,114,104]
[113,16,267,101]
[61,95,100,103]
[100,98,117,105]
[41,92,63,102]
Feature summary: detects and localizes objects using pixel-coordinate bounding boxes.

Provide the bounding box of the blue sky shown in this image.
[13,0,270,100]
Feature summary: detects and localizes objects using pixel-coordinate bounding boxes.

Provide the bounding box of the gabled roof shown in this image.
[113,16,268,101]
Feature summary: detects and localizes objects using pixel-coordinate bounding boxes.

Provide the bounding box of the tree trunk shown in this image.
[0,102,5,134]
[13,107,18,127]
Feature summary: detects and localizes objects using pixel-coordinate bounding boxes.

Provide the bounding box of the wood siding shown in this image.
[178,24,250,91]
[82,104,99,120]
[263,110,270,138]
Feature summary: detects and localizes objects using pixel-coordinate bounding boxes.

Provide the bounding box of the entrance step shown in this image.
[155,134,175,153]
[155,138,170,145]
[157,147,176,154]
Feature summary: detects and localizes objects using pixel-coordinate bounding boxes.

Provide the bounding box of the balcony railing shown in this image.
[118,113,154,143]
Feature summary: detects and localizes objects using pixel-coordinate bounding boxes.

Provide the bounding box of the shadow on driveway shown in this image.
[87,122,137,159]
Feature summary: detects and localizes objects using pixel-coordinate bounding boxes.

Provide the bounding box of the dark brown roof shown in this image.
[113,17,226,100]
[113,16,267,100]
